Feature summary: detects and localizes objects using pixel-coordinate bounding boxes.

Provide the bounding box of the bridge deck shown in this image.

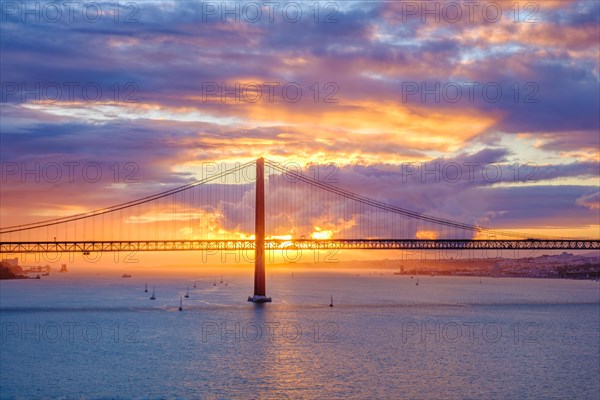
[1,239,599,253]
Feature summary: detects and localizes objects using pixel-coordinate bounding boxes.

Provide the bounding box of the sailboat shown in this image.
[220,275,223,284]
[213,279,216,287]
[144,283,148,293]
[329,296,334,307]
[185,287,189,298]
[150,287,156,300]
[193,281,197,288]
[178,296,183,311]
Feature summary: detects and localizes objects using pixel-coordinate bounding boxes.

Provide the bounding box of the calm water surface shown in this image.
[1,271,599,399]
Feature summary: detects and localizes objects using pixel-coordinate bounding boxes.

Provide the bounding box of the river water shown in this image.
[1,272,598,399]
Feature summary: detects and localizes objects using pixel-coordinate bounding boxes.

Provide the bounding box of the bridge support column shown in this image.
[248,157,271,303]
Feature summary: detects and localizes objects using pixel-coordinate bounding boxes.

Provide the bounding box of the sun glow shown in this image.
[311,227,334,240]
[267,234,293,240]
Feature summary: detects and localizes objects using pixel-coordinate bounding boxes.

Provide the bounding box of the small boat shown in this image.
[35,274,41,279]
[329,296,333,307]
[121,274,132,278]
[184,287,189,298]
[416,278,419,286]
[178,296,183,311]
[150,287,156,300]
[144,283,148,293]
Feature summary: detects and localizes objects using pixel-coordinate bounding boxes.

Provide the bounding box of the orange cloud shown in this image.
[416,230,437,240]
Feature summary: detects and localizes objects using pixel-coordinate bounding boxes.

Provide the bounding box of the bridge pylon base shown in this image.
[247,295,272,303]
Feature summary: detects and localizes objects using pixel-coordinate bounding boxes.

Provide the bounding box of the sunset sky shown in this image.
[1,0,599,266]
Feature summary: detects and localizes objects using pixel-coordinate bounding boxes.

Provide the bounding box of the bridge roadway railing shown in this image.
[1,239,599,253]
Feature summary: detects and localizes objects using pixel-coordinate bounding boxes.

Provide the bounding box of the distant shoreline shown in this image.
[0,267,30,280]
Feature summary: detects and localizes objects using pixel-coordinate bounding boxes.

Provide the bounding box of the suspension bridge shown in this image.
[1,158,598,302]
